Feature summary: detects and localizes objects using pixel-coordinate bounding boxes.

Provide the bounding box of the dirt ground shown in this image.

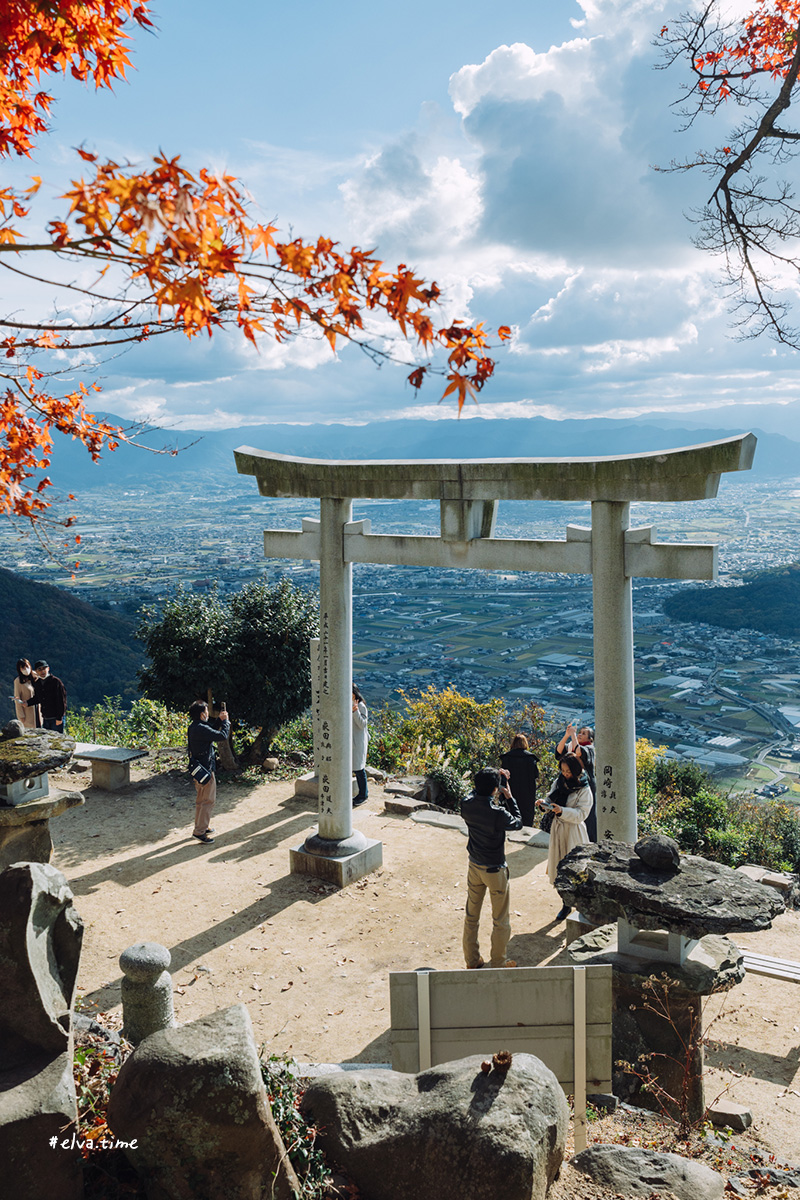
[51,757,800,1172]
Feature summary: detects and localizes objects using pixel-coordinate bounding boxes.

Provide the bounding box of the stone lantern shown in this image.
[558,836,784,1121]
[0,722,84,870]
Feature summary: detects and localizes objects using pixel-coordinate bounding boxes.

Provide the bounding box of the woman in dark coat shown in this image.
[500,733,539,827]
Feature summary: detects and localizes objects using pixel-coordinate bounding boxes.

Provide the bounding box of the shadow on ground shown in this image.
[62,801,317,896]
[79,867,338,1014]
[707,1037,800,1086]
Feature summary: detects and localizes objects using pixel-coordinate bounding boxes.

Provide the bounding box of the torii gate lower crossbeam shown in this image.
[235,435,756,884]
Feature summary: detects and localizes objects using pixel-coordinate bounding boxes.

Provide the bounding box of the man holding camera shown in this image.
[461,766,522,970]
[187,700,230,845]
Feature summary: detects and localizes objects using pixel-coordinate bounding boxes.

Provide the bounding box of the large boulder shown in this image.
[0,862,84,1200]
[300,1053,568,1200]
[0,1050,84,1200]
[571,1144,725,1199]
[107,1004,300,1200]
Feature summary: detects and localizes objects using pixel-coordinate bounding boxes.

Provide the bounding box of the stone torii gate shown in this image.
[235,434,756,886]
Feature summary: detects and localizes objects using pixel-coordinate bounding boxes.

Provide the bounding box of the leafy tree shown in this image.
[137,588,232,711]
[0,2,507,530]
[137,578,318,760]
[224,580,319,759]
[660,0,800,345]
[662,561,800,636]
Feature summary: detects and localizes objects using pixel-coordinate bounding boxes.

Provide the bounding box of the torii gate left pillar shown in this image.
[235,435,756,886]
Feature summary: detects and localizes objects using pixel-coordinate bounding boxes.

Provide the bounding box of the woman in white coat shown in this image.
[13,658,38,729]
[352,685,369,806]
[537,753,592,922]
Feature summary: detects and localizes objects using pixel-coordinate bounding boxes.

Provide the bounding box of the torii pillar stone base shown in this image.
[289,832,383,887]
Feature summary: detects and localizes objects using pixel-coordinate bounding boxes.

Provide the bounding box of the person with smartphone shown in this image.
[537,753,592,922]
[556,721,596,841]
[187,699,230,845]
[461,766,522,970]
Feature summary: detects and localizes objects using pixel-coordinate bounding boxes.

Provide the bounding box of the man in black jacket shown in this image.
[461,766,522,970]
[187,700,230,845]
[31,661,67,731]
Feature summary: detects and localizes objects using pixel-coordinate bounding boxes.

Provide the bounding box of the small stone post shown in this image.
[119,942,176,1046]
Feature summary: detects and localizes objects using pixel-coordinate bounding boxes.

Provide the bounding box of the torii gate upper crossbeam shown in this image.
[234,434,755,502]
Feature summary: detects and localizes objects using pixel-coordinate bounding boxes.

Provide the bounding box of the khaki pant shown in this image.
[463,861,511,968]
[193,773,216,836]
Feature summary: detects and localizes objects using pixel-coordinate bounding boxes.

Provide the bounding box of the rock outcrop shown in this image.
[107,1004,300,1200]
[0,863,84,1200]
[300,1052,568,1200]
[571,1144,725,1200]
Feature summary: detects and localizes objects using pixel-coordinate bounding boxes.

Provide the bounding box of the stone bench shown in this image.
[741,950,800,984]
[72,743,147,791]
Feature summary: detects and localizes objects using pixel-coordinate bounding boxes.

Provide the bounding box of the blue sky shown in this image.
[13,0,800,438]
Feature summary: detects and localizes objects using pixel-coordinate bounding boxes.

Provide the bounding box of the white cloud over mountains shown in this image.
[317,0,800,436]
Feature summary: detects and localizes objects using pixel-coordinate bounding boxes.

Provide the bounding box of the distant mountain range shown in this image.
[44,415,800,493]
[0,568,142,711]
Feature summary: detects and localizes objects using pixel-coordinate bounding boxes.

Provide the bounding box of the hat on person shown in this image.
[33,660,48,670]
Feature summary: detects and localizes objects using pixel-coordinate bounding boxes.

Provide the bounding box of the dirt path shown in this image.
[51,760,800,1160]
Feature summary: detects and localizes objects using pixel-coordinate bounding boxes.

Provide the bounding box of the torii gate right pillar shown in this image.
[592,501,637,842]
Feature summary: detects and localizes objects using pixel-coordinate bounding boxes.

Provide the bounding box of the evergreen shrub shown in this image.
[425,764,469,811]
[638,739,800,874]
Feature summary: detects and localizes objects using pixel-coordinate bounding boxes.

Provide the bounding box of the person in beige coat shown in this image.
[13,658,38,729]
[537,753,592,922]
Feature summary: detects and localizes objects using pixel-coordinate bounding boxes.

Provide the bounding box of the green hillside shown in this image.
[663,562,800,637]
[0,568,143,713]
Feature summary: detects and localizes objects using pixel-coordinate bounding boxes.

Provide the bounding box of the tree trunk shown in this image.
[243,726,276,765]
[208,687,238,770]
[215,735,239,771]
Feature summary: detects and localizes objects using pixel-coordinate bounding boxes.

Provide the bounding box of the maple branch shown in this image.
[709,26,800,203]
[0,8,506,530]
[659,2,800,347]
